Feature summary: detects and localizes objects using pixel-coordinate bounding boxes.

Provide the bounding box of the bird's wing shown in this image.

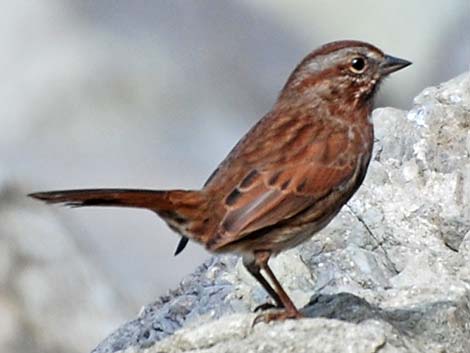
[207,143,355,250]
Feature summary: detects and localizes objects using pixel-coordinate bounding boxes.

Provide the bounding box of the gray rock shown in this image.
[93,72,470,353]
[126,315,409,353]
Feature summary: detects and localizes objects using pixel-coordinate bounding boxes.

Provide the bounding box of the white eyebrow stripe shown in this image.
[306,47,382,73]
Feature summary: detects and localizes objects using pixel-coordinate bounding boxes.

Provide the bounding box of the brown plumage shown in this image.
[29,40,411,322]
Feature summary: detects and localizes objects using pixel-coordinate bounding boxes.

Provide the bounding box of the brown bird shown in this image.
[29,40,411,322]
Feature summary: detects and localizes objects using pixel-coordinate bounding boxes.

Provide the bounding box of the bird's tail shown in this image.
[29,188,209,244]
[29,188,200,209]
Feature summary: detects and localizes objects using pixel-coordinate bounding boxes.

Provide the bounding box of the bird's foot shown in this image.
[253,308,303,325]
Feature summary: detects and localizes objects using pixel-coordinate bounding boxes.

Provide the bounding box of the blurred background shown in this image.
[1,1,469,352]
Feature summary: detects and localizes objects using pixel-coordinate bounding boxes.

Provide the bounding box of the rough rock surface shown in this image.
[93,72,470,353]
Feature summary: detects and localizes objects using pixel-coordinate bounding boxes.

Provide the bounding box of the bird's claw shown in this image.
[252,309,303,326]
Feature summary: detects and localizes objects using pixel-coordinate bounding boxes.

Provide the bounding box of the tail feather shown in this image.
[28,188,202,211]
[29,188,211,254]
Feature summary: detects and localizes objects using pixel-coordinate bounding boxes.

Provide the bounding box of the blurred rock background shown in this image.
[0,1,469,352]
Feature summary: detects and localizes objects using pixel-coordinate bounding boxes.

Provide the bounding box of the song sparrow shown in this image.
[30,40,411,322]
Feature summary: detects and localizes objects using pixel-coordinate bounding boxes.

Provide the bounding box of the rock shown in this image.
[92,72,470,353]
[126,315,398,353]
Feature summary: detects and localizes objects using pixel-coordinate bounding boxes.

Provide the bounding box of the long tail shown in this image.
[29,188,209,254]
[28,188,207,210]
[29,189,179,209]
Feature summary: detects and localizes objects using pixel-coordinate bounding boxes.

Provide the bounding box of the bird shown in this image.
[29,40,411,322]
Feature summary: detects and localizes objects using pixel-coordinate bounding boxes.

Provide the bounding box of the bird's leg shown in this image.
[253,250,303,324]
[243,254,283,311]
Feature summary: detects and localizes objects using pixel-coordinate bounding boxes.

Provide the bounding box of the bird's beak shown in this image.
[381,54,412,75]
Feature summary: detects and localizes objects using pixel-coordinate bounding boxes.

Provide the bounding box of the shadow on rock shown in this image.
[302,292,458,336]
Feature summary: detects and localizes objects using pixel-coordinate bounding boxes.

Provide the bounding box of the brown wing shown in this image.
[202,105,359,250]
[207,160,354,250]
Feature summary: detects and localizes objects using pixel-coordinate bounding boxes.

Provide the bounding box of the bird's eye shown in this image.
[350,57,366,73]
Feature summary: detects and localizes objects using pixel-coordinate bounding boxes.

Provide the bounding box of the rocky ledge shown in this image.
[93,72,470,353]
